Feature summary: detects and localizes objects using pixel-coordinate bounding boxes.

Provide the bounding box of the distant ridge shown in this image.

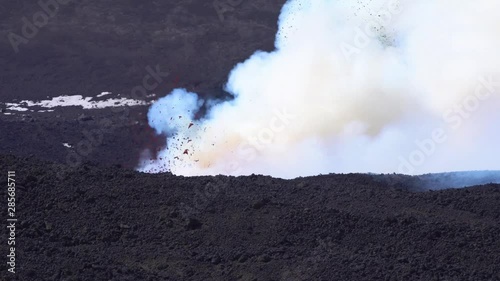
[372,171,500,191]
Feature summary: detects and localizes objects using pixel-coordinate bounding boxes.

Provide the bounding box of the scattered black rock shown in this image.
[78,114,94,122]
[185,218,203,230]
[252,198,270,209]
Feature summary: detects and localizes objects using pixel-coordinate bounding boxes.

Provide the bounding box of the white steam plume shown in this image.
[138,0,500,178]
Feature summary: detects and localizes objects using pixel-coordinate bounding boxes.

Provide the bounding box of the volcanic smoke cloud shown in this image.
[139,0,500,178]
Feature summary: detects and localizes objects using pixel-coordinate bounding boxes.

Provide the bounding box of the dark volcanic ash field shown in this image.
[1,0,500,280]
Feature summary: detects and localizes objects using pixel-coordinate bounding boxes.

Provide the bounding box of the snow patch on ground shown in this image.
[22,95,149,109]
[1,92,153,115]
[96,92,112,98]
[5,103,29,112]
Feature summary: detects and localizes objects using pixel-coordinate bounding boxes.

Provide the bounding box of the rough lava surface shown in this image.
[1,155,500,280]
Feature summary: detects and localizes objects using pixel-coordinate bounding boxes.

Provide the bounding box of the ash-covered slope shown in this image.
[1,155,499,280]
[0,0,286,101]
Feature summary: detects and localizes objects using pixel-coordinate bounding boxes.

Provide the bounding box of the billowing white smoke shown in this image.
[138,0,500,178]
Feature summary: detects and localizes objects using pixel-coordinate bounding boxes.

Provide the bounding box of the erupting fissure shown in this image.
[138,0,500,178]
